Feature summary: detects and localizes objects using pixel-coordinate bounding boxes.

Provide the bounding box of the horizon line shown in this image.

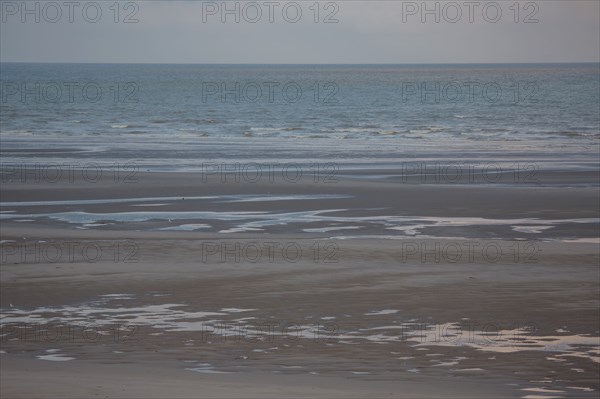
[1,61,599,65]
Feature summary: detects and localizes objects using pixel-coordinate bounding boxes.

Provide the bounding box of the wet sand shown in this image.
[1,170,599,398]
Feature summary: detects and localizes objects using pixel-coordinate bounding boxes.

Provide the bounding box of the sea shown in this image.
[0,63,599,172]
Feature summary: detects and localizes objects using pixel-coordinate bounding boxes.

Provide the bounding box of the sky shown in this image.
[1,0,599,64]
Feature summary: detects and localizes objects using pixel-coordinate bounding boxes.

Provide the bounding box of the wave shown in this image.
[183,118,219,125]
[552,131,600,138]
[0,130,32,136]
[110,124,147,129]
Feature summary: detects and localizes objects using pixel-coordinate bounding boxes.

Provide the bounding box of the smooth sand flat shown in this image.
[1,170,598,398]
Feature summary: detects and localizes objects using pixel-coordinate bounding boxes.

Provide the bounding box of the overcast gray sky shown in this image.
[1,1,599,63]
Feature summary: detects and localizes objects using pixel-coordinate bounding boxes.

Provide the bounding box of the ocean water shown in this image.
[0,63,598,170]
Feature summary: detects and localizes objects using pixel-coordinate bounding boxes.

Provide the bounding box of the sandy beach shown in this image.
[1,169,598,398]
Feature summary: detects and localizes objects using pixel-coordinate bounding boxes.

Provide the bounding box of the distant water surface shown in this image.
[1,63,598,170]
